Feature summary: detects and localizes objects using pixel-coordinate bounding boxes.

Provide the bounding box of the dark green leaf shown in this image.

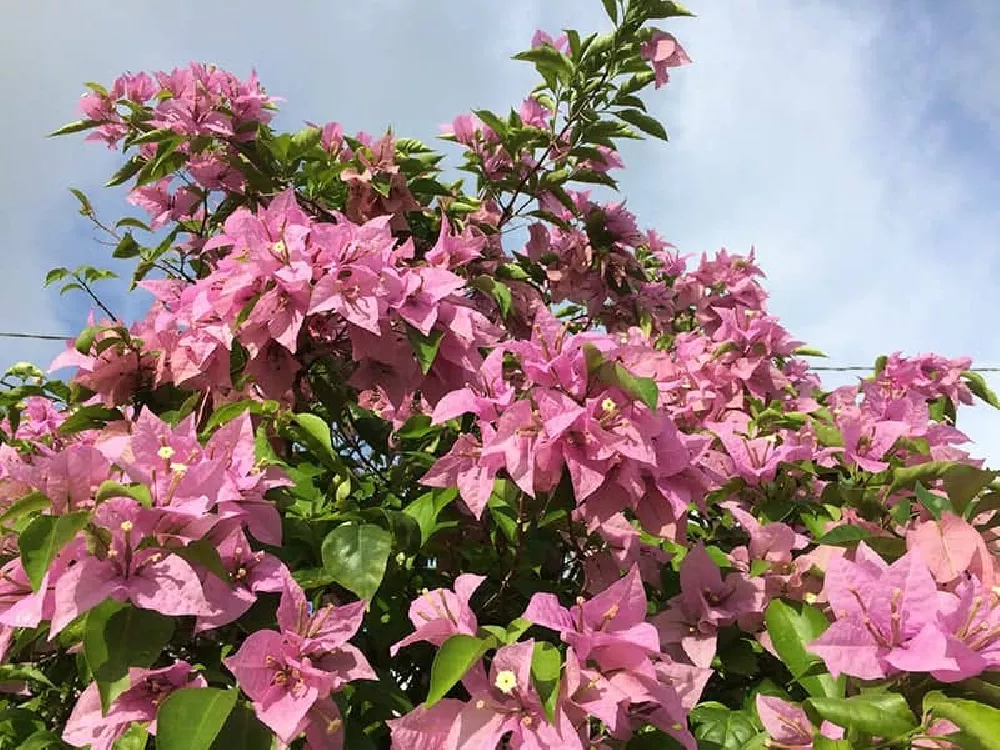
[155,687,237,750]
[689,702,759,749]
[174,539,230,582]
[113,233,141,259]
[615,109,669,140]
[84,601,175,711]
[19,511,90,590]
[815,525,872,546]
[601,0,618,22]
[209,701,273,750]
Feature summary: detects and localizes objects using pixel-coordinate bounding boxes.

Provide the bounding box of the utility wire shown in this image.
[0,332,69,342]
[811,366,1000,373]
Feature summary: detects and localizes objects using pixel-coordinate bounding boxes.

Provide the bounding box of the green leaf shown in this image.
[113,233,141,259]
[792,346,828,358]
[531,641,562,724]
[155,687,237,750]
[942,464,997,514]
[59,404,123,434]
[403,489,456,544]
[0,492,51,528]
[914,482,952,521]
[815,525,872,546]
[291,412,339,470]
[615,109,669,140]
[812,739,852,750]
[74,325,101,355]
[105,156,146,187]
[427,634,494,707]
[764,599,844,698]
[887,461,961,496]
[18,730,66,750]
[583,344,658,409]
[68,187,94,216]
[689,702,759,749]
[807,693,916,739]
[84,601,175,711]
[646,0,696,18]
[923,691,1000,750]
[49,119,99,137]
[19,511,90,590]
[321,523,392,600]
[209,701,273,750]
[112,723,148,750]
[174,539,230,582]
[601,0,618,22]
[406,325,445,375]
[202,399,278,436]
[963,370,1000,410]
[94,481,151,507]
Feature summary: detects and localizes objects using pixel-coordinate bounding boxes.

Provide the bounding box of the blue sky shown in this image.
[1,0,999,459]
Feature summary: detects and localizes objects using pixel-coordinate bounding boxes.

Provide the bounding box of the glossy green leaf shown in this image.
[924,691,1000,750]
[806,693,916,738]
[155,687,237,750]
[427,634,494,707]
[764,599,843,698]
[84,600,175,711]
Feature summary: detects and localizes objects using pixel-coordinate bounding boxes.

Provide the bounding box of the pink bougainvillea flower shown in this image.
[51,499,213,635]
[448,640,581,749]
[63,661,205,750]
[224,577,374,742]
[391,574,485,656]
[195,527,287,632]
[808,545,959,680]
[524,565,660,671]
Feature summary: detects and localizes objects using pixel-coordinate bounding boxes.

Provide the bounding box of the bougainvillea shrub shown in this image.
[1,0,999,747]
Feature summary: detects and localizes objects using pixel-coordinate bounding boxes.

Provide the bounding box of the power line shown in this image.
[0,332,68,342]
[812,365,1000,373]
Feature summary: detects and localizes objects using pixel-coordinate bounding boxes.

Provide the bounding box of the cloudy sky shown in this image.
[1,1,998,458]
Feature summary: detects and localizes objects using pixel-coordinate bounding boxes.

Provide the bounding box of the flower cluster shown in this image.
[0,3,995,749]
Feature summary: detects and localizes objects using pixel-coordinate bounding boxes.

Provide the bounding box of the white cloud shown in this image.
[0,0,997,459]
